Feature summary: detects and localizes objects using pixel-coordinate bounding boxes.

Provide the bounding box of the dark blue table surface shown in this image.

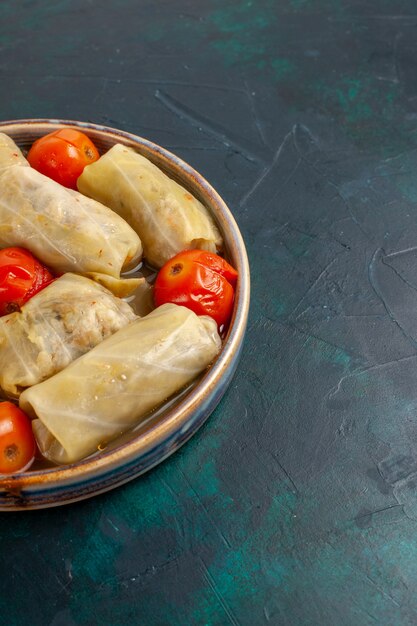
[2,1,417,624]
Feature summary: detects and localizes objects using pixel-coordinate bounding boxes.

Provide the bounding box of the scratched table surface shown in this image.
[2,1,417,624]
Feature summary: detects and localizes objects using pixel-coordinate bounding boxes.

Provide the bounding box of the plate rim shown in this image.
[0,118,250,509]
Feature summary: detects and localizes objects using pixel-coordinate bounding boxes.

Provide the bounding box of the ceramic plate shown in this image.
[0,119,250,510]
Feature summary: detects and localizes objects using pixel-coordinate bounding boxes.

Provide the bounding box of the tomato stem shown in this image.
[170,263,183,275]
[5,443,18,461]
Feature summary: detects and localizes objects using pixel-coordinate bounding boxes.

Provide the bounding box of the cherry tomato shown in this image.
[27,128,100,189]
[0,402,36,473]
[154,250,238,329]
[0,247,54,316]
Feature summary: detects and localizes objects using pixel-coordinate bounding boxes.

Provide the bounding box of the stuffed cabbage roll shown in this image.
[77,143,223,268]
[20,303,222,464]
[0,162,143,296]
[0,273,138,398]
[0,132,28,170]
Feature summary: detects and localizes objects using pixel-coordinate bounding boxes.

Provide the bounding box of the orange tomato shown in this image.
[0,402,36,473]
[27,128,99,189]
[154,250,238,329]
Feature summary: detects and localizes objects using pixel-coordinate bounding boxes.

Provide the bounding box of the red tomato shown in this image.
[0,247,54,315]
[0,402,36,473]
[154,250,238,329]
[27,128,100,189]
